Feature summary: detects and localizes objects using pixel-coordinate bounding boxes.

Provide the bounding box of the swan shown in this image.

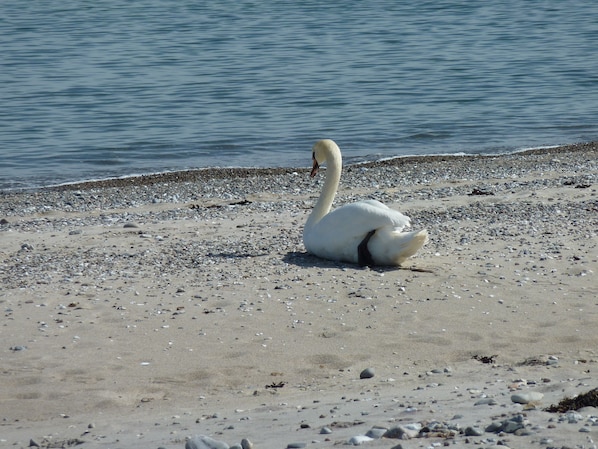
[303,139,428,266]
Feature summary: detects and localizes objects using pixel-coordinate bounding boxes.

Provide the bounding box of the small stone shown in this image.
[185,435,229,449]
[348,435,373,445]
[474,398,497,406]
[365,427,387,439]
[359,368,375,379]
[29,439,40,448]
[286,444,307,449]
[320,426,332,434]
[464,426,484,436]
[123,222,139,228]
[486,421,503,432]
[511,392,543,404]
[240,438,252,449]
[383,425,419,439]
[10,345,27,352]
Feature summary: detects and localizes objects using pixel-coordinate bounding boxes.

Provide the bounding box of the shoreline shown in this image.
[1,141,597,448]
[1,141,595,194]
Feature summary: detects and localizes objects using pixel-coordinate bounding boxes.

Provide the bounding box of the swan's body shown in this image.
[303,139,428,266]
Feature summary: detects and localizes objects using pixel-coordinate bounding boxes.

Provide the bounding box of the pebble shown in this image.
[486,414,527,434]
[383,424,420,439]
[348,435,374,445]
[10,345,27,352]
[359,367,375,379]
[185,435,229,449]
[511,392,543,404]
[474,398,497,406]
[464,426,484,436]
[365,426,387,439]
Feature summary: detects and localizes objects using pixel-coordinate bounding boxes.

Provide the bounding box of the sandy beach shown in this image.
[1,142,597,449]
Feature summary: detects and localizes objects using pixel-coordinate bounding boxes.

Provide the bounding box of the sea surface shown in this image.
[1,1,598,190]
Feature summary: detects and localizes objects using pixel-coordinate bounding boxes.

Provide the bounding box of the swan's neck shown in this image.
[305,149,342,230]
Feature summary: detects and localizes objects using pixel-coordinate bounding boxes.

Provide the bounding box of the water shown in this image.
[2,1,597,190]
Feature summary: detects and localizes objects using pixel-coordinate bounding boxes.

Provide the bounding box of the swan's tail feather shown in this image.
[395,229,429,264]
[368,228,429,266]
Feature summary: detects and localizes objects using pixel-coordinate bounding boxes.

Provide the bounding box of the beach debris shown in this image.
[472,354,497,364]
[468,187,494,196]
[265,381,286,389]
[29,438,85,448]
[545,388,598,413]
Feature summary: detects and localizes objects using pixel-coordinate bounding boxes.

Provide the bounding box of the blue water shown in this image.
[2,1,598,190]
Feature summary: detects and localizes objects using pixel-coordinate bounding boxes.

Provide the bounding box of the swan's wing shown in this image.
[304,201,412,263]
[326,200,411,231]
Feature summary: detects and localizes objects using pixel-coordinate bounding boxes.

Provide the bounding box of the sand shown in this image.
[1,142,597,448]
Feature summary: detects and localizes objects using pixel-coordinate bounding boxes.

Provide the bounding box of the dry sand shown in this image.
[1,142,597,448]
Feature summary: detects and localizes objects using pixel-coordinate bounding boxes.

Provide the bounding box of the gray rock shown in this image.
[365,427,387,439]
[474,397,497,406]
[347,435,373,445]
[240,438,253,449]
[486,414,527,434]
[186,435,229,449]
[383,425,419,439]
[10,345,27,352]
[359,367,375,379]
[286,444,307,449]
[320,426,332,434]
[511,392,543,404]
[464,426,484,436]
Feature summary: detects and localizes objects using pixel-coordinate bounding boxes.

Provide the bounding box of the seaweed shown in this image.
[545,388,598,413]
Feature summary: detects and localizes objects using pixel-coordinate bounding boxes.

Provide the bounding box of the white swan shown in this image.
[303,139,428,266]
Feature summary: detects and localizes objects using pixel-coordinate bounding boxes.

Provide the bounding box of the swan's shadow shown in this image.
[283,251,427,273]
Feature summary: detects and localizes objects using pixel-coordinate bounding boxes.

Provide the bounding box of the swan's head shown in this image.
[311,139,340,178]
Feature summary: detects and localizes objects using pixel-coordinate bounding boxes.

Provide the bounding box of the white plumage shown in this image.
[303,139,428,266]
